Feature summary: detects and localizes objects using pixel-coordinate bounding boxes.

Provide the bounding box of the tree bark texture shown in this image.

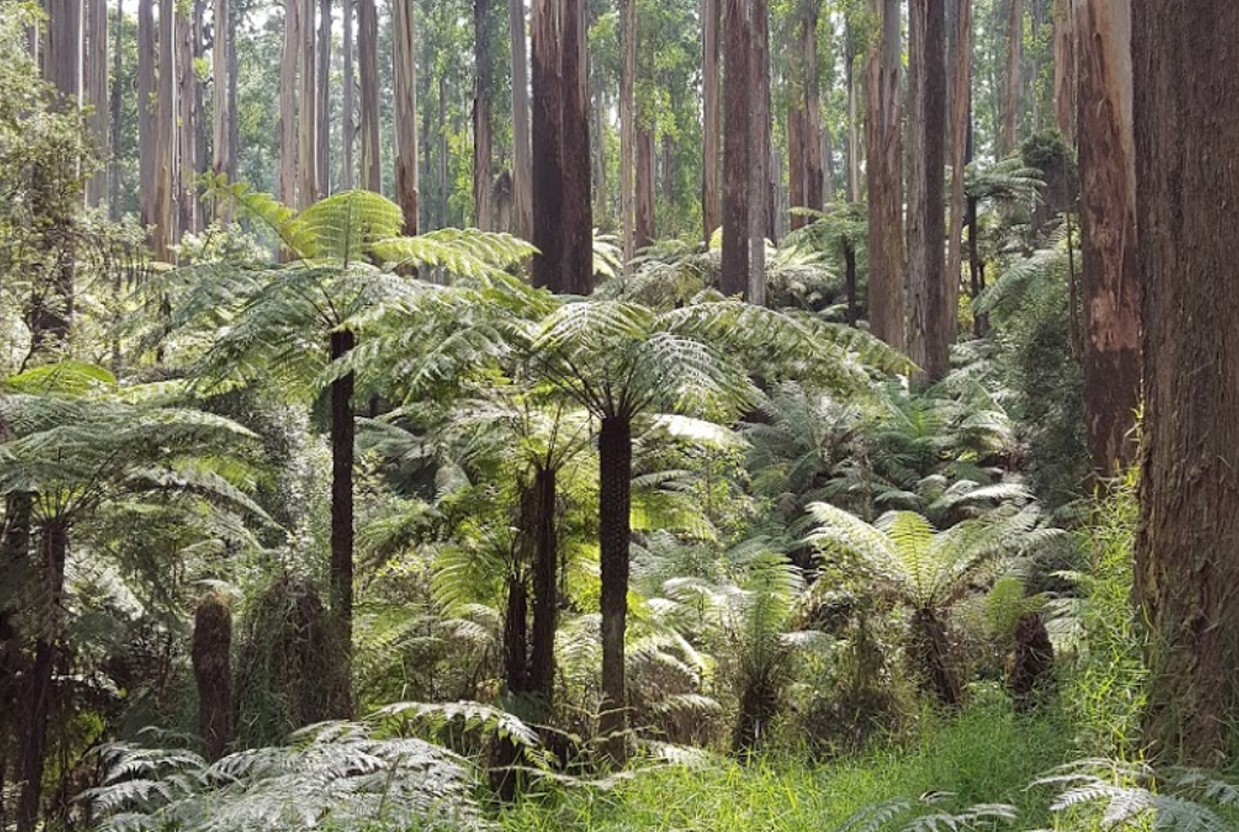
[720,0,750,298]
[212,0,233,222]
[1076,0,1138,477]
[1002,0,1023,153]
[701,0,721,242]
[746,0,768,305]
[559,0,593,294]
[509,0,533,240]
[86,0,108,207]
[177,0,200,229]
[635,127,655,250]
[329,330,356,718]
[530,0,564,290]
[946,0,972,354]
[393,0,419,234]
[153,0,176,260]
[598,416,631,765]
[138,0,156,227]
[108,0,122,218]
[1052,0,1075,145]
[192,592,233,760]
[619,0,636,269]
[1133,0,1239,766]
[907,0,948,382]
[474,0,494,229]
[865,0,905,349]
[296,0,317,207]
[358,0,381,192]
[316,0,330,195]
[342,0,355,190]
[279,0,300,208]
[526,466,558,705]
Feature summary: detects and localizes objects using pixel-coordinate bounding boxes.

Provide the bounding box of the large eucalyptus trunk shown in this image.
[1076,0,1138,477]
[1002,0,1023,153]
[619,0,636,269]
[1134,0,1239,765]
[529,0,563,290]
[316,0,331,194]
[719,0,750,298]
[342,0,355,190]
[845,23,861,203]
[177,0,200,229]
[297,0,316,207]
[358,0,381,192]
[86,0,108,207]
[108,0,122,218]
[139,0,156,226]
[906,0,948,382]
[559,0,593,294]
[747,0,768,304]
[635,127,655,250]
[509,0,533,239]
[945,0,971,351]
[865,0,905,349]
[153,0,176,260]
[393,0,419,234]
[1052,0,1074,144]
[474,0,494,229]
[213,0,234,221]
[701,0,721,242]
[598,416,632,765]
[279,0,300,208]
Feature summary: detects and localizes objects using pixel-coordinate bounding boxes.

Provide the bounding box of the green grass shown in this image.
[500,701,1075,832]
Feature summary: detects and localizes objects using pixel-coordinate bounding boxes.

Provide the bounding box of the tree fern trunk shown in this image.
[192,591,233,760]
[329,330,355,718]
[598,416,631,765]
[16,520,67,832]
[527,466,558,706]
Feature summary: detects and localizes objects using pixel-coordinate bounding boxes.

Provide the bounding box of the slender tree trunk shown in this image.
[503,573,529,694]
[530,0,563,290]
[865,0,905,349]
[788,99,806,229]
[297,0,317,207]
[509,0,533,239]
[342,0,355,190]
[747,0,768,304]
[593,83,608,225]
[720,0,750,298]
[946,0,971,351]
[788,0,821,228]
[804,6,823,214]
[619,0,636,269]
[559,0,593,293]
[393,0,419,234]
[139,0,156,226]
[474,0,494,229]
[843,236,858,326]
[226,0,237,183]
[153,0,176,260]
[907,0,948,381]
[212,0,233,221]
[598,416,631,765]
[358,0,381,191]
[15,521,67,832]
[701,0,721,242]
[437,76,448,226]
[1133,0,1239,766]
[178,0,200,229]
[109,0,122,218]
[1076,0,1138,477]
[279,0,300,208]
[317,0,330,194]
[1002,0,1023,153]
[329,330,355,718]
[192,592,233,760]
[635,127,655,250]
[661,122,674,209]
[86,0,108,207]
[527,466,557,703]
[845,28,860,203]
[1052,0,1074,144]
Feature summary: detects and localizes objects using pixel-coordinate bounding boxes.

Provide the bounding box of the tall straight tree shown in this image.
[1052,0,1074,144]
[509,0,533,239]
[530,0,564,290]
[297,0,317,207]
[341,0,355,190]
[213,0,234,222]
[138,0,156,230]
[474,0,494,229]
[719,0,750,298]
[701,0,720,242]
[177,0,200,230]
[559,0,592,293]
[619,0,636,268]
[747,0,768,303]
[1133,0,1239,766]
[108,0,122,217]
[845,16,861,203]
[906,0,947,380]
[316,0,331,193]
[865,0,904,349]
[945,0,972,350]
[788,1,821,230]
[358,0,381,192]
[153,0,176,261]
[85,0,108,207]
[1075,0,1138,476]
[635,126,654,249]
[279,0,301,208]
[393,0,419,234]
[1002,0,1023,153]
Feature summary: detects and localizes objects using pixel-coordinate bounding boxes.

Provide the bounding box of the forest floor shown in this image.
[499,696,1075,832]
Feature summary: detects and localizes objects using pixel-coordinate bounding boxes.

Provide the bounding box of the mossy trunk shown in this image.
[192,591,234,760]
[1006,612,1054,712]
[909,607,961,708]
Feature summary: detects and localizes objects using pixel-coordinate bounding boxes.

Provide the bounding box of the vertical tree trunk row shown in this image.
[946,0,972,355]
[279,0,301,208]
[342,0,355,190]
[558,0,593,293]
[474,0,494,229]
[86,0,108,208]
[509,0,533,240]
[316,0,331,195]
[865,0,905,349]
[358,0,381,192]
[393,0,419,234]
